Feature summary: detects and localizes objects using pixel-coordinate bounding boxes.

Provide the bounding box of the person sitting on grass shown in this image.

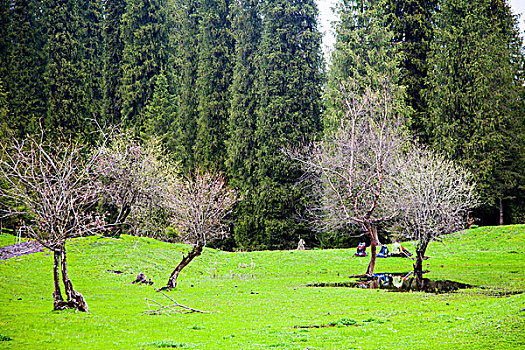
[355,242,367,257]
[391,240,412,258]
[377,245,389,258]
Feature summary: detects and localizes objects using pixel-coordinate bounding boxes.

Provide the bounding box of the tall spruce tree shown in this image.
[426,0,525,224]
[384,0,437,140]
[144,72,174,144]
[326,0,404,131]
[227,0,261,189]
[193,0,233,171]
[6,0,47,137]
[237,0,323,250]
[78,0,104,124]
[227,0,262,248]
[44,0,90,139]
[169,0,199,169]
[102,0,126,126]
[44,0,104,141]
[0,0,10,88]
[120,0,169,133]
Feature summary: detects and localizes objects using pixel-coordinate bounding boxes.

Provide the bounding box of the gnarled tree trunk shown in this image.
[159,243,204,291]
[52,249,64,309]
[53,245,89,312]
[61,246,89,312]
[364,223,380,276]
[108,204,132,238]
[413,240,429,281]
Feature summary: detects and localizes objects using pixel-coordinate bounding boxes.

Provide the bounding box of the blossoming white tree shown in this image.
[95,134,176,238]
[394,147,478,278]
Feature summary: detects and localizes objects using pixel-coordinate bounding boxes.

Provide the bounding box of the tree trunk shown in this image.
[60,245,89,313]
[365,223,380,276]
[499,198,504,226]
[413,241,429,281]
[106,204,132,238]
[52,249,64,309]
[159,243,204,291]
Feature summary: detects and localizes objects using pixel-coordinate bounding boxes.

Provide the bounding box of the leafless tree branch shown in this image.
[0,133,106,312]
[159,170,239,291]
[289,81,408,275]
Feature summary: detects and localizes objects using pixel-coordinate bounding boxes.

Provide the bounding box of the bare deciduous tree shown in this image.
[0,136,105,312]
[292,82,407,276]
[159,170,239,291]
[95,134,176,238]
[394,147,478,278]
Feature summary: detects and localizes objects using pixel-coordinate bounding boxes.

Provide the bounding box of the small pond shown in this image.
[307,272,475,294]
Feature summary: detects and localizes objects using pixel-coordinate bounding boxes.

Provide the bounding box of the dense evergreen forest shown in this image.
[1,0,524,250]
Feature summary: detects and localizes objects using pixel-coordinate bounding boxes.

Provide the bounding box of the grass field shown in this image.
[0,225,524,349]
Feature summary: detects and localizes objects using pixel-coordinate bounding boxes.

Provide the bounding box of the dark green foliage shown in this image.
[6,0,47,137]
[0,334,12,342]
[425,0,525,224]
[193,0,233,171]
[226,0,261,248]
[0,0,10,87]
[326,0,403,130]
[3,0,104,141]
[102,0,126,126]
[234,0,323,250]
[44,0,90,139]
[227,0,261,189]
[120,0,169,133]
[0,78,8,138]
[385,0,437,140]
[144,72,174,144]
[169,0,199,169]
[330,0,398,89]
[78,0,104,124]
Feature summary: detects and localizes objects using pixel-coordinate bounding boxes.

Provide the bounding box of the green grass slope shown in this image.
[0,225,524,349]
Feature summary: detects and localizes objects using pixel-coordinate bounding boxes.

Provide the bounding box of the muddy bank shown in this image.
[307,272,475,294]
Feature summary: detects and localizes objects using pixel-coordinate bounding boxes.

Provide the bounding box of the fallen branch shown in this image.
[142,290,217,315]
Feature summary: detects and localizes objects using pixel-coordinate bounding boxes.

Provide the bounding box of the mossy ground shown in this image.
[0,225,524,349]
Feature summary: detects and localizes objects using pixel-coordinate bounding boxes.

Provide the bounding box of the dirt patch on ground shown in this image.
[0,241,44,260]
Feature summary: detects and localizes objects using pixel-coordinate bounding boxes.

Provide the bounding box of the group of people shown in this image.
[354,240,412,258]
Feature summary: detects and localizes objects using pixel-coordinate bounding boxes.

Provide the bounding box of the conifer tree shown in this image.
[120,0,169,133]
[78,0,104,125]
[44,0,89,139]
[169,0,199,169]
[426,0,525,224]
[384,0,437,140]
[7,0,47,137]
[102,0,126,126]
[239,0,323,250]
[0,0,10,86]
[227,0,261,188]
[144,72,174,145]
[193,0,233,171]
[227,0,262,247]
[326,0,404,131]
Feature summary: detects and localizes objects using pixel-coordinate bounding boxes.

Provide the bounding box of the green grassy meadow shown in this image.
[0,225,524,349]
